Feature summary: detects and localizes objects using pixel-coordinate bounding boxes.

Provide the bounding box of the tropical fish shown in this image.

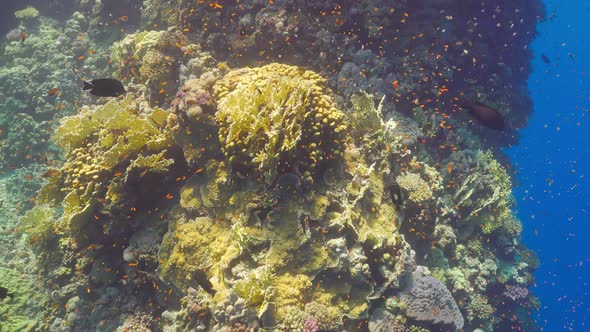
[48,87,60,96]
[541,54,550,64]
[83,78,126,97]
[462,101,506,131]
[0,286,14,299]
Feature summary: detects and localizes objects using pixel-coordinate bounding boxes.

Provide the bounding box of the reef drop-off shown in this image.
[0,1,543,331]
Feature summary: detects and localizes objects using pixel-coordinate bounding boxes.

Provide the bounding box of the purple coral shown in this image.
[368,307,407,332]
[399,266,464,331]
[303,316,319,332]
[503,285,529,302]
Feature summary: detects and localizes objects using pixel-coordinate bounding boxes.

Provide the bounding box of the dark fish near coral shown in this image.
[462,101,506,131]
[0,286,14,299]
[83,78,126,97]
[541,54,550,64]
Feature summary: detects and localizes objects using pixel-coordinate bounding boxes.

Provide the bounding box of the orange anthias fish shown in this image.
[48,88,60,96]
[20,31,28,42]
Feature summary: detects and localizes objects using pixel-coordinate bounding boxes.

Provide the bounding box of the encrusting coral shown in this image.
[213,63,347,180]
[0,266,43,331]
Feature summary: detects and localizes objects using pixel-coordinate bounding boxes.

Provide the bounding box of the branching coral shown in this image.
[157,142,411,331]
[214,63,347,179]
[453,150,516,234]
[43,96,179,235]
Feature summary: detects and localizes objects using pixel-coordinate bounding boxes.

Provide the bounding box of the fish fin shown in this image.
[83,81,94,90]
[460,100,475,108]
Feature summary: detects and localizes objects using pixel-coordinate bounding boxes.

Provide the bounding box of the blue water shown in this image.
[509,0,590,330]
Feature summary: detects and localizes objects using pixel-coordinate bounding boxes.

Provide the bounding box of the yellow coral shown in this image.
[14,6,39,20]
[48,96,175,232]
[396,172,433,203]
[396,157,442,203]
[214,63,347,178]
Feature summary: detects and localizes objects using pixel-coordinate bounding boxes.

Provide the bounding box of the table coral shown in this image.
[213,63,347,180]
[14,6,39,21]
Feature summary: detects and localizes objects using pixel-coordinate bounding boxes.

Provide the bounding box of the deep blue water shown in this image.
[509,0,590,330]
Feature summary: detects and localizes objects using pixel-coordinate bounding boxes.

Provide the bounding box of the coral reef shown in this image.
[214,63,347,180]
[399,266,464,331]
[0,266,43,331]
[14,6,40,22]
[0,1,544,331]
[110,29,200,105]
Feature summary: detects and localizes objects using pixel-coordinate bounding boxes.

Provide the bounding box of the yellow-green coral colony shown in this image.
[50,96,175,211]
[213,63,347,178]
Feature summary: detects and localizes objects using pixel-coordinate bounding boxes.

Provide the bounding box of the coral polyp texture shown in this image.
[0,1,544,331]
[214,63,347,179]
[50,96,175,211]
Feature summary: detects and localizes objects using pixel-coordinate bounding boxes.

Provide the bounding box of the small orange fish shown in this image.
[20,31,28,42]
[88,49,97,54]
[77,55,85,61]
[209,2,222,9]
[392,80,400,89]
[119,15,128,22]
[48,88,60,96]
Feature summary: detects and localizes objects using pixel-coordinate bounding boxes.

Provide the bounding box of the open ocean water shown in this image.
[0,0,587,331]
[510,0,590,330]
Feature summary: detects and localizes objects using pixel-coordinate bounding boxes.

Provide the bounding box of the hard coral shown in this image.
[214,63,347,180]
[110,29,196,104]
[48,96,178,229]
[453,150,515,234]
[14,6,39,21]
[399,266,464,331]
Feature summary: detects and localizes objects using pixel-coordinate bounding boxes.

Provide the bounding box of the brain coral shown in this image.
[399,266,464,331]
[213,63,347,179]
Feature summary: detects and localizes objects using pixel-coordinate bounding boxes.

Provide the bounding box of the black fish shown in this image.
[462,101,506,131]
[541,54,550,64]
[0,286,14,299]
[83,78,126,97]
